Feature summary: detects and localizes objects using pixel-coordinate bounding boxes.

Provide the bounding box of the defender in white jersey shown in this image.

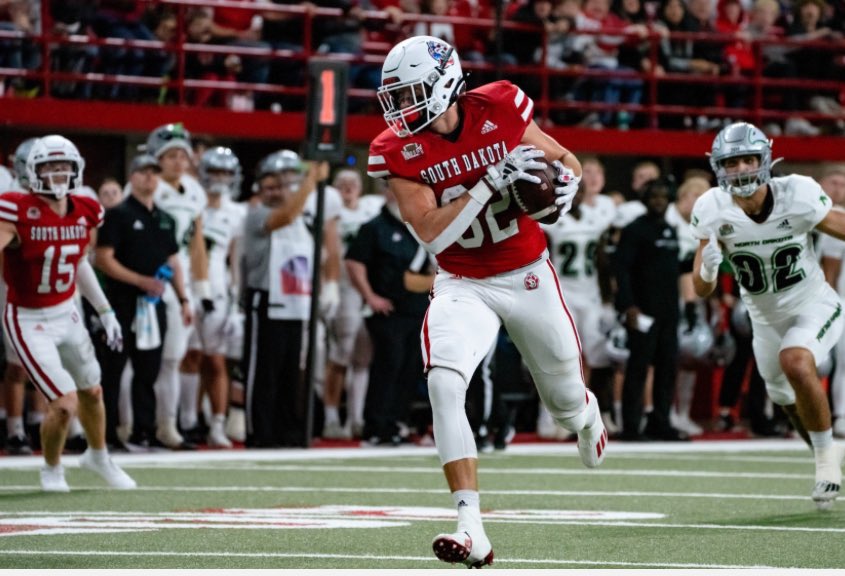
[323,169,384,438]
[691,122,845,509]
[147,123,206,449]
[185,147,246,448]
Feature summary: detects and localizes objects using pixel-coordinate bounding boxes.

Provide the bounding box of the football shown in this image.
[508,161,561,225]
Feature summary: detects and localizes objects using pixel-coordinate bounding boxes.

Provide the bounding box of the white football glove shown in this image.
[100,310,123,352]
[483,145,546,191]
[319,280,340,319]
[551,160,581,215]
[700,234,723,283]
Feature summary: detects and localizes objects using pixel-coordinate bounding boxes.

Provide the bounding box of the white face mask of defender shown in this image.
[709,122,782,198]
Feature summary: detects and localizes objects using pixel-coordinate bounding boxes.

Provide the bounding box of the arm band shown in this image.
[414,178,494,255]
[77,259,112,314]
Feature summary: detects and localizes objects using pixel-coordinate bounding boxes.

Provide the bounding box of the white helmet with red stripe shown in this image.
[377,35,466,138]
[25,135,85,199]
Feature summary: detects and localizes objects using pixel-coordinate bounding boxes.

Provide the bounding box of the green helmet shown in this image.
[145,122,193,159]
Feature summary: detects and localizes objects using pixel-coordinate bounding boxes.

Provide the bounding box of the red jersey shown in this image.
[368,81,546,278]
[0,192,104,308]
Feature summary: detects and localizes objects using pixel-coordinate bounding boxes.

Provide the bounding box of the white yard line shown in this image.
[0,549,795,569]
[0,485,814,500]
[0,438,810,470]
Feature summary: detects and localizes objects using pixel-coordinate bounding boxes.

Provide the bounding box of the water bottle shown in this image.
[145,263,173,304]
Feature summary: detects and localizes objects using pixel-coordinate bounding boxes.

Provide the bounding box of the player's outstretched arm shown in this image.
[816,206,845,241]
[263,161,329,232]
[77,258,123,351]
[693,237,721,298]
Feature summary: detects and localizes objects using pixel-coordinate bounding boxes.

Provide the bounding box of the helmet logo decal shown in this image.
[427,41,453,68]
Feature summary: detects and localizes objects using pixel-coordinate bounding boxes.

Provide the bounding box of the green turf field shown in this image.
[0,439,843,569]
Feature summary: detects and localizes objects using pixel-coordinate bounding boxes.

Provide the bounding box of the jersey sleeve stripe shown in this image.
[513,87,534,122]
[0,210,18,222]
[520,96,534,122]
[0,199,18,212]
[368,155,391,178]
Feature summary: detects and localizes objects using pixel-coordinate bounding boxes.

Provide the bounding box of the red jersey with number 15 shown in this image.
[368,80,547,278]
[0,192,104,308]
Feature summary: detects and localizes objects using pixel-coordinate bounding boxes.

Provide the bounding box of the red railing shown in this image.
[1,0,844,158]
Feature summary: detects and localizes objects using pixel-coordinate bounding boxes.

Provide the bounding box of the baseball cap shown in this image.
[130,154,162,174]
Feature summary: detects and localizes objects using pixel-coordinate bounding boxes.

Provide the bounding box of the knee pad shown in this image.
[533,357,589,431]
[427,367,477,465]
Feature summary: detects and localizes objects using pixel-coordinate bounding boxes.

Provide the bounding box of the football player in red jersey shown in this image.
[367,36,608,567]
[0,135,135,492]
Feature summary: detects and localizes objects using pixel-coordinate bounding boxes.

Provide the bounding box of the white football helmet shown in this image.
[13,137,38,188]
[25,135,85,199]
[709,122,782,198]
[255,150,304,192]
[199,146,242,197]
[678,319,714,364]
[146,122,193,159]
[377,35,466,137]
[730,299,752,338]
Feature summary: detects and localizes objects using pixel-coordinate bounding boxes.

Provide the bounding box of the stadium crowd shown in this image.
[1,0,844,132]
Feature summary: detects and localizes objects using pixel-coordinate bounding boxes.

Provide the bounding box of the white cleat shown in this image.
[225,407,246,443]
[322,421,351,440]
[673,413,704,437]
[156,422,185,449]
[40,465,70,493]
[432,531,494,568]
[577,395,608,468]
[79,449,137,490]
[207,428,233,449]
[812,443,845,510]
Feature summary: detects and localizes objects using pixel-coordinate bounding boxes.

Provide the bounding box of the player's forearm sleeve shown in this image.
[77,258,112,314]
[413,179,494,255]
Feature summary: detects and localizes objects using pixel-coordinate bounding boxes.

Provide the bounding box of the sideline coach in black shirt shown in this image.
[615,178,682,441]
[95,154,192,449]
[346,197,434,445]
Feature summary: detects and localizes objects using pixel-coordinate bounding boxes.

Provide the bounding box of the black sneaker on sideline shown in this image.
[64,435,88,454]
[6,434,33,455]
